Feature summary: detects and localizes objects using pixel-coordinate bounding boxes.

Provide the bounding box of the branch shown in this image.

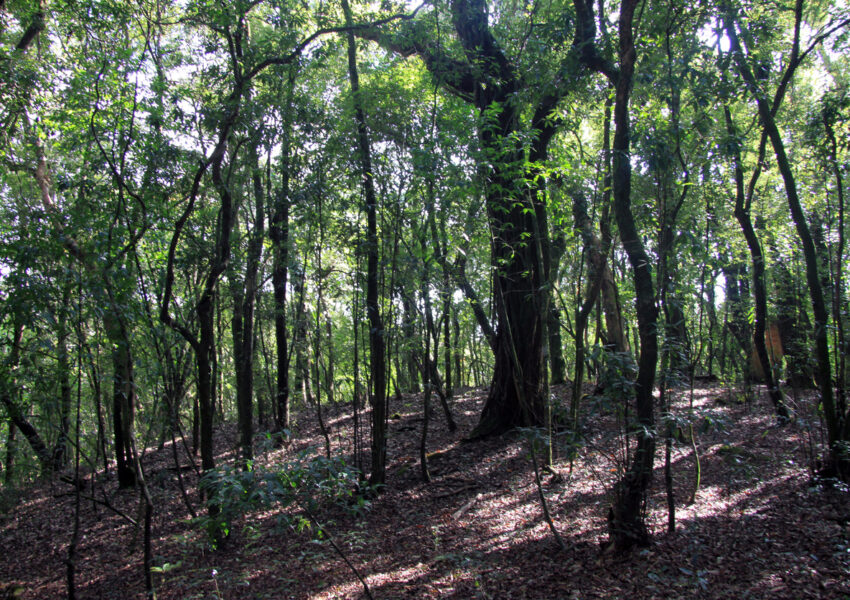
[453,253,497,351]
[90,62,146,211]
[15,9,45,51]
[0,156,35,176]
[450,0,515,85]
[246,5,425,81]
[356,9,477,101]
[572,0,619,83]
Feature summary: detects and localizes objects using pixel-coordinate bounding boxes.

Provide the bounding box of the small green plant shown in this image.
[196,448,374,548]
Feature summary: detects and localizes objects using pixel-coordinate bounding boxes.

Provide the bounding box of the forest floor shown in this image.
[1,383,849,599]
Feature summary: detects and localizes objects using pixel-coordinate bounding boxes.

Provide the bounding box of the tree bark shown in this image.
[271,72,295,435]
[576,0,659,550]
[1,318,54,472]
[4,419,15,484]
[231,140,265,468]
[724,6,840,473]
[343,0,388,485]
[824,111,848,423]
[723,104,789,421]
[359,0,556,438]
[104,306,136,488]
[53,283,73,471]
[548,232,568,385]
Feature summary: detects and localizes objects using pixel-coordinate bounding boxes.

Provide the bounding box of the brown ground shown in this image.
[1,384,848,599]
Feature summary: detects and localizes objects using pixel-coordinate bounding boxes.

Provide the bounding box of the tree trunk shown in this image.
[343,0,387,486]
[724,7,840,473]
[453,314,462,389]
[824,112,848,420]
[53,283,73,471]
[360,0,551,439]
[468,53,556,439]
[271,72,295,435]
[232,141,265,468]
[548,233,568,385]
[4,419,15,484]
[105,308,136,488]
[605,0,658,551]
[723,105,789,420]
[442,294,453,400]
[196,296,217,474]
[402,294,419,393]
[571,190,612,428]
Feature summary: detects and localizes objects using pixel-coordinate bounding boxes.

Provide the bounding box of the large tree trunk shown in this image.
[462,4,555,437]
[359,1,556,438]
[470,144,547,437]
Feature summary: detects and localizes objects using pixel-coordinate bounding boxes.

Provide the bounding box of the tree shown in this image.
[361,0,571,437]
[574,0,659,550]
[342,0,389,485]
[722,0,850,477]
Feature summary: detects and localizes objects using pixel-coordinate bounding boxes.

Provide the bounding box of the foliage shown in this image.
[196,448,374,546]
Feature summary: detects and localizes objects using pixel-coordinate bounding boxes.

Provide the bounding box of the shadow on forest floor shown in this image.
[1,383,849,599]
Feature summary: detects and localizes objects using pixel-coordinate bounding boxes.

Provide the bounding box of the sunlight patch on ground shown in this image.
[307,563,431,599]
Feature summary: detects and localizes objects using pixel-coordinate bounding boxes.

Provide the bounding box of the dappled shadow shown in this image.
[4,385,849,599]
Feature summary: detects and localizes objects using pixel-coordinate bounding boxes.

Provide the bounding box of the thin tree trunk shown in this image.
[724,6,839,472]
[2,404,52,473]
[548,232,568,385]
[571,191,611,432]
[314,262,332,460]
[105,305,136,488]
[66,337,82,600]
[271,71,295,435]
[453,314,462,389]
[232,140,265,468]
[402,295,420,393]
[54,283,72,471]
[420,285,432,483]
[824,113,847,418]
[4,420,15,484]
[723,104,789,421]
[343,0,387,487]
[352,273,362,474]
[594,0,659,551]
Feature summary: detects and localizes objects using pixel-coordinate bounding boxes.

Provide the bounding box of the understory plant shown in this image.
[197,448,373,544]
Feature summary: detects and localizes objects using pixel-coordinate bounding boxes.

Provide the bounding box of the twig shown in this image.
[452,493,483,520]
[54,491,138,527]
[530,442,567,551]
[300,504,374,600]
[279,470,373,600]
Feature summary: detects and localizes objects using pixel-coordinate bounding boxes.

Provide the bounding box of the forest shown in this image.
[1,0,849,597]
